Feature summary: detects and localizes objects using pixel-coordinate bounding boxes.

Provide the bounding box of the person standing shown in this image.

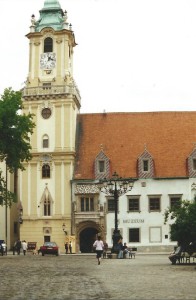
[22,240,28,255]
[93,236,104,265]
[69,241,72,254]
[103,241,108,258]
[117,240,124,259]
[65,242,68,254]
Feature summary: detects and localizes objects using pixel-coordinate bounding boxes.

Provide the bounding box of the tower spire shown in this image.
[35,0,65,32]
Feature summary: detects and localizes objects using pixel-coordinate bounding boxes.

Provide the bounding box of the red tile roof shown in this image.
[74,111,196,179]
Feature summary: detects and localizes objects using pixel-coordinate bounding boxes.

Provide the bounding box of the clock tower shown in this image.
[19,0,81,251]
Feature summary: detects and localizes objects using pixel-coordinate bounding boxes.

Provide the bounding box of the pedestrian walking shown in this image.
[16,239,22,255]
[69,241,72,254]
[22,240,28,255]
[65,242,68,254]
[13,240,17,255]
[93,236,104,265]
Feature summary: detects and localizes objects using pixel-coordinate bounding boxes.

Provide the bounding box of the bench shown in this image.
[27,242,37,252]
[103,248,112,259]
[124,247,137,259]
[177,252,196,264]
[103,247,137,259]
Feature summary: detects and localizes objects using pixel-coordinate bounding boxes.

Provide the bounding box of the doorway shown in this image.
[79,228,98,253]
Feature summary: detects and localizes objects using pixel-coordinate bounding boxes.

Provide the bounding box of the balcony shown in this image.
[22,84,81,105]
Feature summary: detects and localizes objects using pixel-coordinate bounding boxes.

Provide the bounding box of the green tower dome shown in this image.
[42,0,61,9]
[35,0,65,32]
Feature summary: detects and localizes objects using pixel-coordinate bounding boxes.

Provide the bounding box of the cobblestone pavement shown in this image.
[0,253,195,300]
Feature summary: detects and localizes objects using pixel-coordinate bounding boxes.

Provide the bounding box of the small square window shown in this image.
[128,198,140,212]
[170,197,181,209]
[149,197,160,212]
[108,198,115,212]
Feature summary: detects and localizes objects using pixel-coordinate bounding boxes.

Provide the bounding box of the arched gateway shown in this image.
[80,228,98,253]
[76,221,105,253]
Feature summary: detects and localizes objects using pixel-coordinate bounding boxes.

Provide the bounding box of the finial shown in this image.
[100,144,104,151]
[63,10,68,22]
[31,14,35,25]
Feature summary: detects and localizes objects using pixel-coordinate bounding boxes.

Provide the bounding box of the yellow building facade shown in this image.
[19,0,81,253]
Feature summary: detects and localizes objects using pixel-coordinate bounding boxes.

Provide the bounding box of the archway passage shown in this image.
[80,227,98,253]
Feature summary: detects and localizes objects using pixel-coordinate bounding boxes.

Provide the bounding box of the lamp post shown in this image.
[98,171,136,254]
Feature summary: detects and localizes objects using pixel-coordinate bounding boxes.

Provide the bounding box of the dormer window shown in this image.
[94,150,110,180]
[143,159,149,172]
[44,37,53,52]
[193,159,196,171]
[98,160,105,173]
[187,147,196,177]
[138,149,154,178]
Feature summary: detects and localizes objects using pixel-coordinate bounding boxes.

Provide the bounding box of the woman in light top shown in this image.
[93,236,104,265]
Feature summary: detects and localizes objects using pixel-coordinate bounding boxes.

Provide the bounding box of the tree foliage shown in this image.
[164,198,196,247]
[0,88,35,206]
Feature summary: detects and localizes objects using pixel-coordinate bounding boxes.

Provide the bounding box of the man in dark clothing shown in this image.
[16,240,22,255]
[65,242,68,254]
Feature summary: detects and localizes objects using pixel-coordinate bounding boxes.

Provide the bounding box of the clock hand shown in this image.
[48,56,52,61]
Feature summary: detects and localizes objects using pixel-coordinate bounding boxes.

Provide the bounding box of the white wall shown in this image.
[99,178,196,248]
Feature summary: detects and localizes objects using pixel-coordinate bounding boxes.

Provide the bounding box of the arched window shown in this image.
[44,199,51,216]
[42,164,50,178]
[44,37,53,53]
[43,135,49,148]
[40,186,53,217]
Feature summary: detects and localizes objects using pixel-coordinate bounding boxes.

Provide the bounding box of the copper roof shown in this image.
[74,111,196,179]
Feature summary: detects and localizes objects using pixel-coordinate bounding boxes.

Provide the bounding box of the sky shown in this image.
[1,0,196,113]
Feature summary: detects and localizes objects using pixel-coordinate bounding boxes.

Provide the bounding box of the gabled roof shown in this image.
[74,111,196,179]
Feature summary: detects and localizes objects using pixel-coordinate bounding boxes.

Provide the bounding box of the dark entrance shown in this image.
[80,228,98,253]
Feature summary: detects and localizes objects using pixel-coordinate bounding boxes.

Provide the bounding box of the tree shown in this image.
[164,198,196,248]
[0,88,35,206]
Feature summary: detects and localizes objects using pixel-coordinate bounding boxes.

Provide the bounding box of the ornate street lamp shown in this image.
[98,171,136,254]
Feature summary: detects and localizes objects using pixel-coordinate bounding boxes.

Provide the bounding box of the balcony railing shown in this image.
[22,84,81,103]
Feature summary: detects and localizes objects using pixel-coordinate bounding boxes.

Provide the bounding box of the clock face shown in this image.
[40,52,56,69]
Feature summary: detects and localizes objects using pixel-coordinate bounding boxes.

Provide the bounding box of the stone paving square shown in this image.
[0,254,195,300]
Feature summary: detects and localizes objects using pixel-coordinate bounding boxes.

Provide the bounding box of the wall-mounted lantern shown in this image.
[62,223,67,235]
